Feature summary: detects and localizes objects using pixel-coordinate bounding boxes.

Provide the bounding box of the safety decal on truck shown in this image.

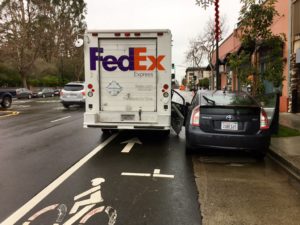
[90,47,165,72]
[106,81,122,96]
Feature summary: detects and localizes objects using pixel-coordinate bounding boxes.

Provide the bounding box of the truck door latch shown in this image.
[139,108,142,121]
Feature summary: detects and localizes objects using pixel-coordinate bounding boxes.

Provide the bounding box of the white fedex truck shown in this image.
[82,30,178,133]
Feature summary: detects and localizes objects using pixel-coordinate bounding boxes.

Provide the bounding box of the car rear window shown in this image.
[63,85,84,91]
[200,92,257,107]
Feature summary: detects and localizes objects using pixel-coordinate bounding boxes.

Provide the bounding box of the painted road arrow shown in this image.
[121,137,142,153]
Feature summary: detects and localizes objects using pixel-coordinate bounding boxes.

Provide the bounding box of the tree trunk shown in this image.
[20,72,28,88]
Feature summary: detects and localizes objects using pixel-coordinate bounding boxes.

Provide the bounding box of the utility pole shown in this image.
[196,0,221,90]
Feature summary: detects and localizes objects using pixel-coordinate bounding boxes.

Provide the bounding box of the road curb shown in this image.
[268,147,300,182]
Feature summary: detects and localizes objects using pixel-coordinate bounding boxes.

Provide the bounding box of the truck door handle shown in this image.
[139,108,142,121]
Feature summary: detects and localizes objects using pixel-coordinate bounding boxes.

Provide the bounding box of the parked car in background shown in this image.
[60,82,85,108]
[172,90,271,158]
[16,88,33,99]
[54,89,61,96]
[37,88,55,98]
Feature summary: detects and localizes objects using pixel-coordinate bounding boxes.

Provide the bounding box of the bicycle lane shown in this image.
[4,131,201,225]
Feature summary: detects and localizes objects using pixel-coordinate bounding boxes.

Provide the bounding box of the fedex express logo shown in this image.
[90,47,165,71]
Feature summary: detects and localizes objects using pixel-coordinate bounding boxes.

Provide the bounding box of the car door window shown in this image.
[171,90,188,135]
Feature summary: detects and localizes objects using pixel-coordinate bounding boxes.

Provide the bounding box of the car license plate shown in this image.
[221,121,238,131]
[121,114,135,121]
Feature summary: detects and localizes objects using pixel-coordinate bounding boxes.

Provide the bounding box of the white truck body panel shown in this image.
[83,30,172,130]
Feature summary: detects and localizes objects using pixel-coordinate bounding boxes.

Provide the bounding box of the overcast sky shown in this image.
[85,0,242,82]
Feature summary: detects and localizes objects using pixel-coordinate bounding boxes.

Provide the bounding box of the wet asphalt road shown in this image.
[1,98,300,225]
[0,98,200,225]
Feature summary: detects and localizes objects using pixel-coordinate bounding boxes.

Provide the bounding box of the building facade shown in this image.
[213,0,293,112]
[185,67,212,90]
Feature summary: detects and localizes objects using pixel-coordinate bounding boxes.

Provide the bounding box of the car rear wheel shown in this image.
[185,140,195,155]
[1,96,12,108]
[253,150,267,161]
[161,130,170,137]
[62,103,69,109]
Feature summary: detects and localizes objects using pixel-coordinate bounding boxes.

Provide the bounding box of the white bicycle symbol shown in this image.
[22,178,117,225]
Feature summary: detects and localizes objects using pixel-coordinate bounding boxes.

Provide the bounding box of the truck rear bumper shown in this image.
[84,112,171,130]
[85,124,169,130]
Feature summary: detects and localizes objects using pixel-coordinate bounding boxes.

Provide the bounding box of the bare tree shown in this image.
[186,16,228,73]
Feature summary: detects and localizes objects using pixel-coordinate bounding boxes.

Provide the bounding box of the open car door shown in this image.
[171,89,188,135]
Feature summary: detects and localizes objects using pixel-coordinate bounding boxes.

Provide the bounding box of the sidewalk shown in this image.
[269,113,300,180]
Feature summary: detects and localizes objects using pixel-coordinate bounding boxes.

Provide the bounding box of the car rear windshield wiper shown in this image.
[203,95,216,106]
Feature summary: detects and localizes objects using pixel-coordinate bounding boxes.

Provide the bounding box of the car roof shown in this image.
[65,82,84,85]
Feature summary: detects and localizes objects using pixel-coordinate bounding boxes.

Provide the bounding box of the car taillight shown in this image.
[260,109,269,130]
[190,106,200,126]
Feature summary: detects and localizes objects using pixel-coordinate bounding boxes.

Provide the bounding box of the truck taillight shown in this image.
[134,32,141,36]
[260,109,269,130]
[191,106,200,126]
[114,33,121,37]
[157,32,164,36]
[81,91,86,96]
[124,32,131,37]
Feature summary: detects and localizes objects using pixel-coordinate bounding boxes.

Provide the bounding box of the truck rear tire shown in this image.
[1,96,12,108]
[101,129,111,135]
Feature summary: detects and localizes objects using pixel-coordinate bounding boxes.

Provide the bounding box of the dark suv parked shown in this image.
[0,90,13,108]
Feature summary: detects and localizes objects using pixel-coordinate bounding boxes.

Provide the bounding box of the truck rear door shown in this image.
[99,39,157,112]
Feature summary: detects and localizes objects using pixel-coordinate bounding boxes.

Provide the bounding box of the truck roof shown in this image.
[86,29,171,34]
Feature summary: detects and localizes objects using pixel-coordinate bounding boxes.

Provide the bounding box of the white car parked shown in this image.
[60,82,85,108]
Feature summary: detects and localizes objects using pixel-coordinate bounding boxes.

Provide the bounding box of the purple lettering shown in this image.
[89,47,165,71]
[118,48,134,71]
[102,55,118,71]
[90,48,103,70]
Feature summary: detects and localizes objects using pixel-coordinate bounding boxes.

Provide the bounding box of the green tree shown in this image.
[0,0,86,88]
[229,0,285,95]
[199,78,209,89]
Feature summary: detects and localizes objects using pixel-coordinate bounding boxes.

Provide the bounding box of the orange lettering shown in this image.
[134,48,147,71]
[148,55,165,70]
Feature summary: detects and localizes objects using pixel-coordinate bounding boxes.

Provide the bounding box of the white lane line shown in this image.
[153,174,174,179]
[121,172,151,177]
[0,133,118,225]
[121,169,174,179]
[153,169,160,174]
[50,116,71,123]
[153,169,174,179]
